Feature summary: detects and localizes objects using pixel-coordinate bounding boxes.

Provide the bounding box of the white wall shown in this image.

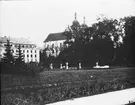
[0,42,40,63]
[44,40,65,48]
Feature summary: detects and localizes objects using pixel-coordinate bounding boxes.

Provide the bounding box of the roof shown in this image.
[0,36,35,45]
[44,32,67,42]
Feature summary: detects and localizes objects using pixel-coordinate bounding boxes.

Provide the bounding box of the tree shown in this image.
[123,16,135,66]
[60,16,118,67]
[115,16,135,66]
[1,39,15,64]
[15,44,25,66]
[1,39,15,74]
[61,21,86,66]
[40,48,50,68]
[90,17,118,65]
[60,15,135,67]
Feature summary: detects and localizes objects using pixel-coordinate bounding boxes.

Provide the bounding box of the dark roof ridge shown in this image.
[44,32,67,42]
[49,32,63,34]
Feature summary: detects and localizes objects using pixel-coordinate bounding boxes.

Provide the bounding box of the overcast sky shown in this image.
[0,0,135,47]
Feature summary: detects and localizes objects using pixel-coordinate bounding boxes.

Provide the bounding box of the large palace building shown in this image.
[0,36,40,63]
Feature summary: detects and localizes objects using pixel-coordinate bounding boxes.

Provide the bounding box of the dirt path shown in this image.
[47,88,135,105]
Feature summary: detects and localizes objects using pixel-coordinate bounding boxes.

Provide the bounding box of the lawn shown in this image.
[1,67,135,105]
[1,67,135,89]
[39,67,135,83]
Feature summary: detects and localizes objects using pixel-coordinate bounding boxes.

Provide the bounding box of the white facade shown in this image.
[0,37,40,63]
[44,40,65,49]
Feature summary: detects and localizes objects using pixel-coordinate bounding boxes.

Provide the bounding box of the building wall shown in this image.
[43,40,65,57]
[0,42,40,63]
[44,40,65,49]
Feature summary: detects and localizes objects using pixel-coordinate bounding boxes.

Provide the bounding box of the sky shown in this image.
[0,0,135,47]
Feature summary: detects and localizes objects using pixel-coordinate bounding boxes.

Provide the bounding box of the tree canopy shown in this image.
[41,15,135,68]
[1,39,15,64]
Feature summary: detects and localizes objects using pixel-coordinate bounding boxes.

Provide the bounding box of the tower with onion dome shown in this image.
[81,16,88,28]
[71,13,80,30]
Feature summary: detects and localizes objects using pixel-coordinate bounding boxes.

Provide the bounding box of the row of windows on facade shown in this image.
[12,54,37,58]
[26,54,37,58]
[12,49,37,53]
[27,59,38,62]
[46,43,63,48]
[3,43,36,48]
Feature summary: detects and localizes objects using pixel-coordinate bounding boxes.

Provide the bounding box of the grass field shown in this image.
[1,67,135,105]
[1,67,135,89]
[39,67,135,83]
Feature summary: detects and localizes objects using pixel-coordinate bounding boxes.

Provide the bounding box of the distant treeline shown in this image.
[40,16,135,68]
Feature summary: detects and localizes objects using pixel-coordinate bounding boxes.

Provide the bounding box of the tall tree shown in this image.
[1,39,15,64]
[123,16,135,66]
[115,16,135,66]
[90,17,118,65]
[40,48,50,68]
[61,20,86,66]
[60,16,117,67]
[15,44,25,66]
[1,39,15,74]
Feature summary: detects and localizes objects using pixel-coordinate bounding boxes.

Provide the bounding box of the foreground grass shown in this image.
[1,67,135,105]
[1,77,135,105]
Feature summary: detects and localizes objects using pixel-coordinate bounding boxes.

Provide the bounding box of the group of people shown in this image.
[1,79,135,105]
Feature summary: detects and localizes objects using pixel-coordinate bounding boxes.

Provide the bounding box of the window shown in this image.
[31,50,32,53]
[27,54,29,57]
[35,50,36,53]
[23,50,25,53]
[35,55,37,58]
[27,50,29,53]
[31,54,32,57]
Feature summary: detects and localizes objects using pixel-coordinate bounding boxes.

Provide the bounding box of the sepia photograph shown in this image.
[0,0,135,105]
